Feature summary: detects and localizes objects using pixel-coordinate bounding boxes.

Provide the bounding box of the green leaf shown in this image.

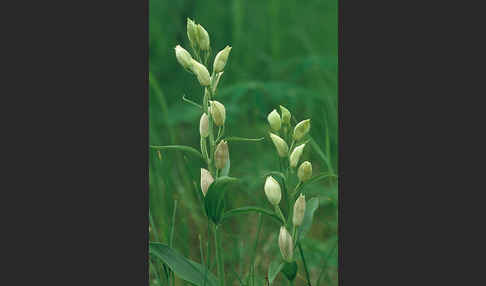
[306,172,338,186]
[204,176,239,224]
[221,206,283,224]
[297,197,319,240]
[221,157,230,177]
[149,145,204,160]
[223,136,265,142]
[268,260,284,285]
[149,242,218,286]
[281,261,298,281]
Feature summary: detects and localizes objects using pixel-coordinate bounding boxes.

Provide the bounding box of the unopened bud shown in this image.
[278,226,294,262]
[199,113,209,138]
[293,119,311,141]
[190,59,211,86]
[213,46,232,73]
[289,143,306,168]
[174,45,193,70]
[280,105,291,124]
[200,168,214,196]
[196,24,210,51]
[293,194,306,226]
[264,176,281,205]
[210,100,226,126]
[214,140,229,169]
[269,133,289,157]
[267,109,282,131]
[187,18,198,48]
[297,161,312,182]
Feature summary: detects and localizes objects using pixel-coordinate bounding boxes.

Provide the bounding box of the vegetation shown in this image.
[149,1,338,285]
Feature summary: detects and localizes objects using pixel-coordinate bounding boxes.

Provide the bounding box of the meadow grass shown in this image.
[149,0,338,285]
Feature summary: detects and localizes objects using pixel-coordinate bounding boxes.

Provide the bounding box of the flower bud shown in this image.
[269,133,289,157]
[293,194,306,226]
[267,109,281,131]
[187,18,198,48]
[214,140,229,169]
[280,105,291,124]
[174,45,193,70]
[200,168,214,196]
[293,119,311,141]
[278,226,294,262]
[190,59,211,86]
[297,161,312,182]
[199,113,209,138]
[289,143,306,168]
[264,176,281,205]
[213,46,232,73]
[196,24,210,51]
[210,100,226,126]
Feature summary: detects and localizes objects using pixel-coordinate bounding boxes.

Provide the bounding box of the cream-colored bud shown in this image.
[174,45,193,70]
[187,18,198,48]
[280,105,291,124]
[200,168,214,196]
[213,46,232,73]
[190,59,211,86]
[293,119,311,141]
[196,24,210,51]
[293,194,306,226]
[210,100,226,126]
[267,109,282,131]
[214,140,229,169]
[269,133,289,157]
[264,176,281,205]
[199,113,209,138]
[297,161,312,182]
[278,226,294,262]
[289,143,306,168]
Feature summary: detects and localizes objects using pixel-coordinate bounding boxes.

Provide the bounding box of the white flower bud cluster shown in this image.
[174,18,235,196]
[263,105,318,264]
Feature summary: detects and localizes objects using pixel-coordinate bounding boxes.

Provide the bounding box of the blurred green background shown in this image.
[149,0,338,285]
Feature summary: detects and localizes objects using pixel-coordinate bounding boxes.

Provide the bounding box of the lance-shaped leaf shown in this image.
[150,145,204,160]
[221,157,230,177]
[149,242,218,286]
[297,197,319,241]
[268,260,284,285]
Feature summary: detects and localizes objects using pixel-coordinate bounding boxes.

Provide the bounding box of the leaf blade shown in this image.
[297,197,319,240]
[149,242,218,286]
[268,260,284,285]
[149,145,204,160]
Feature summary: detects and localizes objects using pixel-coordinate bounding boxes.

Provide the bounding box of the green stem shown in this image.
[298,243,312,286]
[204,87,216,176]
[274,205,286,224]
[213,224,225,286]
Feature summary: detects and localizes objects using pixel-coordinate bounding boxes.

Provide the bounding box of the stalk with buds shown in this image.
[150,18,266,286]
[262,106,317,284]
